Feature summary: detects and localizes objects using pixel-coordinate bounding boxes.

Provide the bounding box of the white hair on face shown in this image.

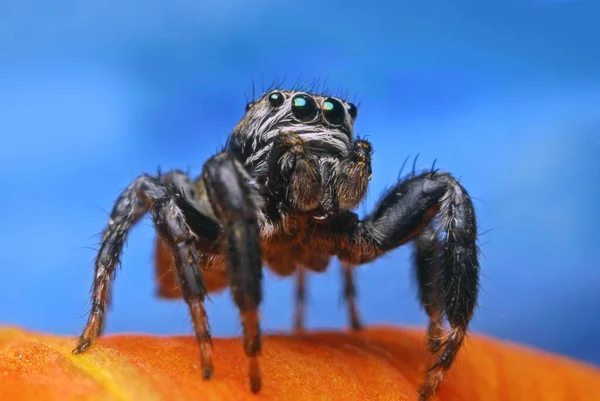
[244,125,350,175]
[296,130,350,153]
[236,91,355,175]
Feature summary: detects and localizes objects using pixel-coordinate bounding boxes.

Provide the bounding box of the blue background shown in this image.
[1,0,599,367]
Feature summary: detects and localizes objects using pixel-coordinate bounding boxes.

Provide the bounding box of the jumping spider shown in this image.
[73,88,479,401]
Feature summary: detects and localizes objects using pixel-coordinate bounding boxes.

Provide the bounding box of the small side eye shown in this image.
[268,91,285,107]
[322,98,346,126]
[245,102,254,112]
[291,94,318,121]
[346,102,358,120]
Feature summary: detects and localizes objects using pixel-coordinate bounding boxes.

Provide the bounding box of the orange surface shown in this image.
[1,326,599,401]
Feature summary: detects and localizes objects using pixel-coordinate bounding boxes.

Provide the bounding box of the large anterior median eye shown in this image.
[291,94,319,121]
[322,98,346,126]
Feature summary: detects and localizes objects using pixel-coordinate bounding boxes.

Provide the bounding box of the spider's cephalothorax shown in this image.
[73,88,480,401]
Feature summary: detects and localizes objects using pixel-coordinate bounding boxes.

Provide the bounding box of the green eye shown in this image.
[291,94,318,121]
[322,98,345,126]
[293,97,306,107]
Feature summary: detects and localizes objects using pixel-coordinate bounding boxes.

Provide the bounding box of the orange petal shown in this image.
[1,326,599,401]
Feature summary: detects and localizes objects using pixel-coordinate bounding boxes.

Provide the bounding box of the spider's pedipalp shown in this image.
[268,132,322,213]
[332,138,373,210]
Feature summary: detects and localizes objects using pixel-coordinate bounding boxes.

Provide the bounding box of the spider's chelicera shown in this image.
[73,88,480,401]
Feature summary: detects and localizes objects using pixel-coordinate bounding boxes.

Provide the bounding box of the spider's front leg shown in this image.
[322,170,479,401]
[202,152,264,393]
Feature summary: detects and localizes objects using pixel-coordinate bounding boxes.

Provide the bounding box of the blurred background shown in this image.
[0,0,599,367]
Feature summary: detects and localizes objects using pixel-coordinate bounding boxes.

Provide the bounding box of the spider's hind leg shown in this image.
[293,267,307,332]
[292,252,331,332]
[341,262,363,331]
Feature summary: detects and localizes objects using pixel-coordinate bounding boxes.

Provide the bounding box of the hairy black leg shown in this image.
[418,182,478,401]
[293,267,306,332]
[414,225,444,354]
[315,171,479,401]
[154,170,202,298]
[341,262,363,331]
[73,174,166,354]
[158,169,198,201]
[202,152,263,393]
[150,194,219,380]
[333,139,373,210]
[73,171,219,355]
[268,132,322,212]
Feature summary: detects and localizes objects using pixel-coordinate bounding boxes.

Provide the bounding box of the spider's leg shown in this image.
[414,224,444,354]
[152,171,223,379]
[292,251,331,331]
[149,189,222,380]
[293,267,306,332]
[153,170,203,299]
[202,152,263,393]
[72,174,165,353]
[317,171,479,401]
[341,262,363,331]
[73,171,219,354]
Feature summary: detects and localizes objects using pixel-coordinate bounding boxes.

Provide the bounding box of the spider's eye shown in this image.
[268,92,285,107]
[291,94,318,121]
[245,102,254,112]
[346,102,358,120]
[322,98,346,126]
